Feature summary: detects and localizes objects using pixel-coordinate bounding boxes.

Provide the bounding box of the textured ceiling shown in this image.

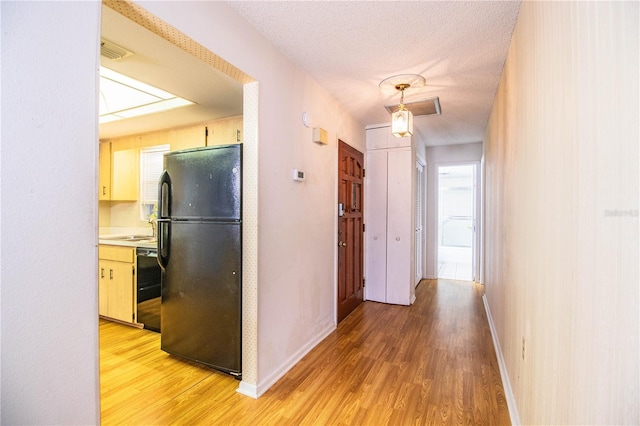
[228,1,521,146]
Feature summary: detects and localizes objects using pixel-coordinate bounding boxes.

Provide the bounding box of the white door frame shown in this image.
[415,159,426,286]
[434,161,480,281]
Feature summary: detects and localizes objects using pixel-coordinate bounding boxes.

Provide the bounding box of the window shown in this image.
[140,145,169,221]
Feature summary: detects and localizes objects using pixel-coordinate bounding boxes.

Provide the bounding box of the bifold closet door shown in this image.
[386,148,412,305]
[364,150,388,303]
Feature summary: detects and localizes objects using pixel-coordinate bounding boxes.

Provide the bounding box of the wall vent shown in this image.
[384,96,442,117]
[100,38,133,60]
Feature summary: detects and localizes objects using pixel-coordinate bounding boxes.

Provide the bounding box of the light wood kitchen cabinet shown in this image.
[111,148,139,201]
[365,128,415,305]
[99,142,111,200]
[168,125,207,151]
[98,144,139,201]
[206,115,243,146]
[98,245,136,324]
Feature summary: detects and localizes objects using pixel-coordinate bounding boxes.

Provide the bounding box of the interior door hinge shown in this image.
[363,169,366,177]
[363,223,365,232]
[363,278,365,287]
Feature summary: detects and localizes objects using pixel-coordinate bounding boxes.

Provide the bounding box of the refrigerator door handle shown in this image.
[158,170,171,218]
[157,219,170,270]
[157,170,172,271]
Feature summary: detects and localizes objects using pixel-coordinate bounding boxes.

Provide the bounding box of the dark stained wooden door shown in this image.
[337,140,364,322]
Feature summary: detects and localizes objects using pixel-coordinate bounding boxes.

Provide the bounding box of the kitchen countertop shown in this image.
[98,235,157,249]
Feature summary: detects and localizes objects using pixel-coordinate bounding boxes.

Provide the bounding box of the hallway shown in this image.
[100,279,510,424]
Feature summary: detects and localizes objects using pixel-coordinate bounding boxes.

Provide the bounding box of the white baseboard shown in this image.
[482,294,521,426]
[238,320,336,399]
[236,380,258,399]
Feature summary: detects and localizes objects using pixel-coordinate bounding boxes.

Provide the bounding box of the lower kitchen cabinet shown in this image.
[98,245,136,324]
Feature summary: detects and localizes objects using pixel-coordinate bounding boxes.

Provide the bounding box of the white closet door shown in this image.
[364,150,388,303]
[386,148,412,305]
[365,127,389,150]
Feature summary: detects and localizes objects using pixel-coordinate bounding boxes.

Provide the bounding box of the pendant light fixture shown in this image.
[379,74,426,138]
[391,83,413,138]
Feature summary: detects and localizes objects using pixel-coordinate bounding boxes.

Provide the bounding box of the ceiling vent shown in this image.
[100,38,133,61]
[385,97,442,117]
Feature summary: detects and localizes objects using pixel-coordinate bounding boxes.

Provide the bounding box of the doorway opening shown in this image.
[437,164,477,281]
[99,1,260,396]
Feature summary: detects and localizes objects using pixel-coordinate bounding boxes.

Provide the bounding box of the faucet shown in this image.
[148,217,157,239]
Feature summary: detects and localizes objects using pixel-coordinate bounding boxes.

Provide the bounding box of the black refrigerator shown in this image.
[157,144,241,379]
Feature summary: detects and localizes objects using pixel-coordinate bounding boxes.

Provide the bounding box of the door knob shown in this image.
[338,241,347,247]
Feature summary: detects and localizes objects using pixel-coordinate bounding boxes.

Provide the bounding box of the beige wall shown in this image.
[483,2,638,424]
[0,2,101,423]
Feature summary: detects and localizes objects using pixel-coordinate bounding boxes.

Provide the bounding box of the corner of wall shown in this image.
[254,319,335,398]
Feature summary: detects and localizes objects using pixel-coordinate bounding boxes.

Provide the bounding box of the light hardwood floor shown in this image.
[100,279,511,425]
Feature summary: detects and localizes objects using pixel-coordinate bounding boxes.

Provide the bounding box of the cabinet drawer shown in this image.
[99,245,135,263]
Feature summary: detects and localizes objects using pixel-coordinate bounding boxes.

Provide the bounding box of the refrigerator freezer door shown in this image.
[161,221,241,375]
[163,145,241,221]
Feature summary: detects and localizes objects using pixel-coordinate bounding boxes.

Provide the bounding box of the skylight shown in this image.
[99,67,194,124]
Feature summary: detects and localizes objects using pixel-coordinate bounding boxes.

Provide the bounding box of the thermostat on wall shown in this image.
[292,169,305,182]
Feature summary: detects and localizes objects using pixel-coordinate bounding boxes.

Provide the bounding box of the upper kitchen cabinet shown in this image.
[99,142,139,201]
[111,148,139,201]
[106,126,206,153]
[366,126,411,150]
[167,125,207,151]
[99,142,111,200]
[99,142,138,201]
[206,115,243,146]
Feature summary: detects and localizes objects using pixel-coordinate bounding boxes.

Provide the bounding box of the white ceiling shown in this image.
[100,2,521,146]
[228,1,520,146]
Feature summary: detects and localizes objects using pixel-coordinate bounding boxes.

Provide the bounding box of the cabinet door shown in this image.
[388,134,411,148]
[98,260,109,316]
[386,148,413,305]
[111,148,139,201]
[367,127,412,150]
[169,125,206,151]
[99,143,111,200]
[107,260,135,323]
[206,115,243,146]
[366,127,389,150]
[364,150,388,303]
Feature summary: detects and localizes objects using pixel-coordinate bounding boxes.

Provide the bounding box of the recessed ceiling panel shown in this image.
[384,97,442,117]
